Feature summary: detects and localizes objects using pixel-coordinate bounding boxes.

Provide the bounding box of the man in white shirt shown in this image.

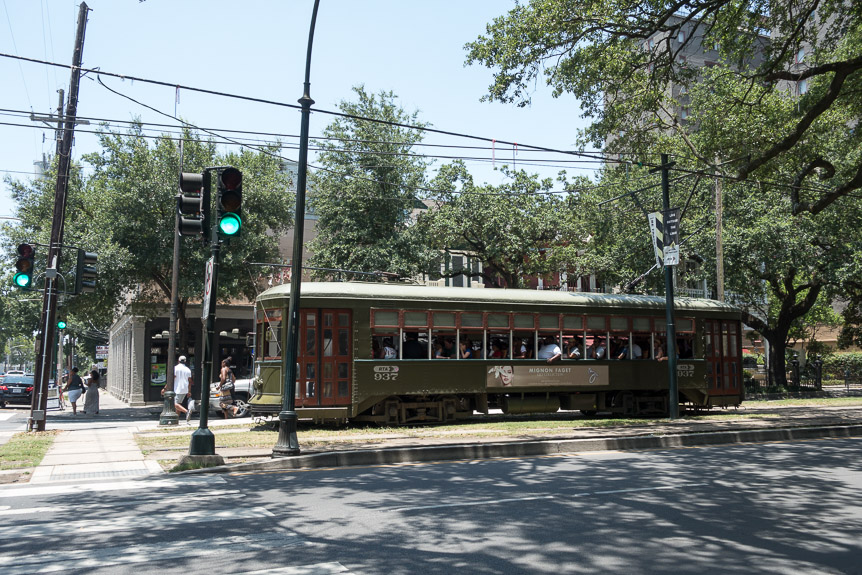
[174,355,194,422]
[537,336,562,363]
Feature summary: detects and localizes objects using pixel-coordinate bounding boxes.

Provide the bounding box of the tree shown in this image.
[2,126,294,346]
[307,86,435,279]
[466,0,862,213]
[418,161,576,288]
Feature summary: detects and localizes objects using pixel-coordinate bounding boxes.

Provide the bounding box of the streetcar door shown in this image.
[319,310,352,406]
[297,311,318,407]
[704,319,742,397]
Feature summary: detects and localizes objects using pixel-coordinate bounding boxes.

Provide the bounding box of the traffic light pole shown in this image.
[273,0,321,457]
[30,2,89,432]
[189,172,218,456]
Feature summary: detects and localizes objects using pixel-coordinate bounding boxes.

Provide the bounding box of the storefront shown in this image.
[108,304,254,405]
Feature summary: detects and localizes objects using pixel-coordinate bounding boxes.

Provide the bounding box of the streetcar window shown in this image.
[372,310,399,327]
[487,314,511,329]
[488,335,509,359]
[539,314,560,330]
[512,333,535,359]
[586,316,607,331]
[432,333,456,359]
[404,311,429,328]
[610,316,629,332]
[460,312,483,328]
[563,315,583,330]
[677,318,695,332]
[259,308,282,360]
[514,314,535,329]
[432,312,456,328]
[372,333,398,359]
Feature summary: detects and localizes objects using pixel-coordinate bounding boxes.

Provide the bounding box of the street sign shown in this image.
[95,345,108,359]
[663,207,680,266]
[203,256,214,319]
[648,208,681,266]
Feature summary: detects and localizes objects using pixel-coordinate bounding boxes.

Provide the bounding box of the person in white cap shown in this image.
[174,355,194,422]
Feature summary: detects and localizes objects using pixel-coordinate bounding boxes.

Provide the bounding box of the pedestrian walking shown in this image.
[218,357,239,418]
[82,368,100,415]
[173,355,194,422]
[63,367,85,415]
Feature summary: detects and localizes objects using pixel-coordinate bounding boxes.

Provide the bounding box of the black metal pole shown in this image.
[30,3,88,432]
[189,172,217,455]
[159,192,182,426]
[273,0,321,457]
[660,153,679,419]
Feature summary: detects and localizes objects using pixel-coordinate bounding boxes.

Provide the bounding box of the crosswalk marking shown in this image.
[0,474,226,499]
[0,531,310,575]
[3,506,274,539]
[0,489,241,517]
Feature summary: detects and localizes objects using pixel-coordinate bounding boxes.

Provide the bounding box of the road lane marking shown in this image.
[0,490,241,517]
[389,483,708,512]
[0,530,306,574]
[392,494,556,512]
[2,506,274,539]
[0,474,227,499]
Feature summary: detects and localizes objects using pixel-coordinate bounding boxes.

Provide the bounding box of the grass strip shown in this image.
[0,430,60,470]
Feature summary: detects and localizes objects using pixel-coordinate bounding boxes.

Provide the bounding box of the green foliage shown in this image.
[307,86,434,279]
[1,126,293,340]
[822,352,862,379]
[467,1,862,205]
[418,161,576,288]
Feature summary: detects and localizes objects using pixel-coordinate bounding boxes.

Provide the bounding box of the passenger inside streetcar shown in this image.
[459,338,474,359]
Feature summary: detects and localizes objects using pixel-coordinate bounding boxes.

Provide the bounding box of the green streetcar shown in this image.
[249,282,743,424]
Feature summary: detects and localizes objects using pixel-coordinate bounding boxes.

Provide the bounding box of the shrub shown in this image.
[822,352,862,379]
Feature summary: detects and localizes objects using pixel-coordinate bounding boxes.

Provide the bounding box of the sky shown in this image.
[0,0,595,220]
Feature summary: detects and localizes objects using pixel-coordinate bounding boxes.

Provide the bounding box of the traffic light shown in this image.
[217,167,242,237]
[178,172,209,237]
[75,249,98,294]
[13,243,35,288]
[57,320,67,330]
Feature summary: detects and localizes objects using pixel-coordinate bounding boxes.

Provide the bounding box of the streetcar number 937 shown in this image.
[373,365,399,381]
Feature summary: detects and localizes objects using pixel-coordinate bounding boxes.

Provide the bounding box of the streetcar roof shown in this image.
[257,282,740,314]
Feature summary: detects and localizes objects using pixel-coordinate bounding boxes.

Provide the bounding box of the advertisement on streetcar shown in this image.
[486,365,609,388]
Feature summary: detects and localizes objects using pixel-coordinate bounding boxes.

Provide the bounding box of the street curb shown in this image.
[175,423,862,475]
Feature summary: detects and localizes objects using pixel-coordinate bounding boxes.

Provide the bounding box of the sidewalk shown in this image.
[13,391,862,484]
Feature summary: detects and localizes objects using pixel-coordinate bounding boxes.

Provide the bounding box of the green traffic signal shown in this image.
[217,167,242,238]
[218,212,241,236]
[13,243,35,288]
[13,272,31,288]
[57,320,67,329]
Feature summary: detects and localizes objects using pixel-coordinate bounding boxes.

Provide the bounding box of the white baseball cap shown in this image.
[178,355,187,363]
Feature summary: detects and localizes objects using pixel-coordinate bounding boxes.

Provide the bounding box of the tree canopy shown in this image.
[1,126,294,344]
[466,0,862,213]
[307,86,436,279]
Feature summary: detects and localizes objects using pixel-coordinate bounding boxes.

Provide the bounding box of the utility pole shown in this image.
[715,156,725,302]
[159,141,184,426]
[30,2,89,432]
[651,153,679,420]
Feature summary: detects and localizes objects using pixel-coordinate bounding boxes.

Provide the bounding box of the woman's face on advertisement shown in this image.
[501,365,514,386]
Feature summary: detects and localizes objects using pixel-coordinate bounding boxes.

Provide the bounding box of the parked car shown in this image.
[208,377,252,417]
[0,374,35,407]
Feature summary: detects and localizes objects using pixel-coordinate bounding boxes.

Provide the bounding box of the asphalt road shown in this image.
[2,436,861,574]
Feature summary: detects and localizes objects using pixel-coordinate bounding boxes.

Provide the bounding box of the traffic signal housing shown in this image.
[75,249,98,294]
[217,168,242,238]
[179,172,209,237]
[13,243,35,288]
